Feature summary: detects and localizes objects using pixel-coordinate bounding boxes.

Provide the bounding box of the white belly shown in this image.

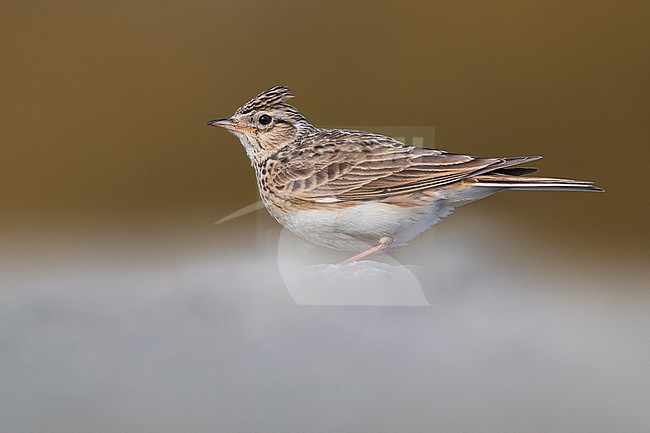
[275,200,454,251]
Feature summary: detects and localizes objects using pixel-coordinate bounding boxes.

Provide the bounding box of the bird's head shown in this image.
[207,86,314,163]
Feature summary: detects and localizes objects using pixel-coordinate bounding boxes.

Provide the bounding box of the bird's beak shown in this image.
[207,117,237,130]
[207,117,253,133]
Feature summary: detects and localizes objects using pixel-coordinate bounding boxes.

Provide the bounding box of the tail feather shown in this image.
[492,167,539,176]
[473,174,604,192]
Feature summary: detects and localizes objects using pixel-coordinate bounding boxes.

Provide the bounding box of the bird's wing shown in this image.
[266,129,540,202]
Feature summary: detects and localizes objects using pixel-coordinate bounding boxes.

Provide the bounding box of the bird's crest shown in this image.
[235,86,294,115]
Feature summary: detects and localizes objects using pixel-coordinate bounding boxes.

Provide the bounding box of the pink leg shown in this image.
[340,236,394,265]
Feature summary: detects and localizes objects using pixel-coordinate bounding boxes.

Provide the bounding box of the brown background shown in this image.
[1,0,648,255]
[2,2,650,432]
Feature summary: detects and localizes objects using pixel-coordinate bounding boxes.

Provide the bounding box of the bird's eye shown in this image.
[259,114,272,125]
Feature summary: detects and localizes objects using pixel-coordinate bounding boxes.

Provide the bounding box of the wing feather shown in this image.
[265,129,540,202]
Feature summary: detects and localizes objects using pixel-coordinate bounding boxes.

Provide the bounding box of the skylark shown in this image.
[208,86,602,263]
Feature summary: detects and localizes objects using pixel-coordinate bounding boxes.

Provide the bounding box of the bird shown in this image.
[207,86,602,264]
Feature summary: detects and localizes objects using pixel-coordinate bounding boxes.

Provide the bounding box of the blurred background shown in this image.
[1,1,649,432]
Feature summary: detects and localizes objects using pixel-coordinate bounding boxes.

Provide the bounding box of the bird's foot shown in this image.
[339,236,394,265]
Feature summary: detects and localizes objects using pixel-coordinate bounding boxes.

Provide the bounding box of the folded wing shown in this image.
[265,130,541,202]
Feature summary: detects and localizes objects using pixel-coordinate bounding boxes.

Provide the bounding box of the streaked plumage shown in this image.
[208,86,602,262]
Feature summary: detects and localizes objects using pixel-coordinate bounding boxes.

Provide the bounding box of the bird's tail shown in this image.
[472,174,603,192]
